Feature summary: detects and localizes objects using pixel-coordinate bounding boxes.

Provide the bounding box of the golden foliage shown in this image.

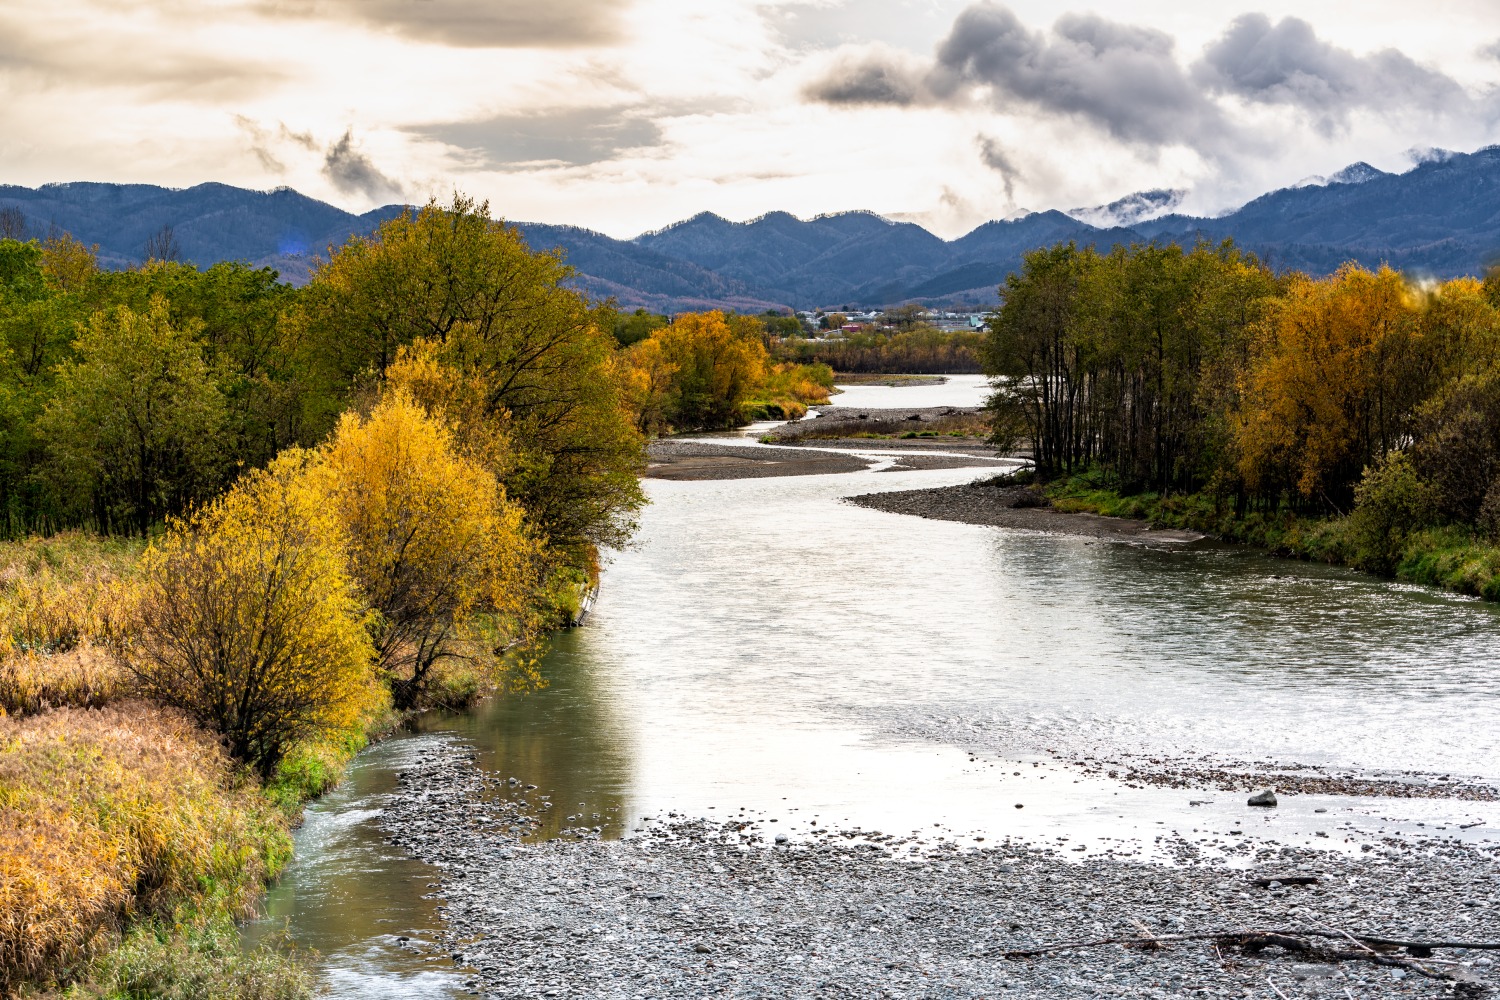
[383,339,516,481]
[0,701,289,991]
[0,645,129,718]
[123,454,380,778]
[297,193,645,551]
[1235,265,1428,502]
[321,391,538,709]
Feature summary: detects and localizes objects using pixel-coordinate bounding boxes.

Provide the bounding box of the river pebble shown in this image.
[380,739,1500,999]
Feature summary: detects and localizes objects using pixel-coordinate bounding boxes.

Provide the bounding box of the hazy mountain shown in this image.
[5,146,1500,311]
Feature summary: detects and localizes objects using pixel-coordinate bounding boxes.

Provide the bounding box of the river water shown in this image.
[248,374,1500,997]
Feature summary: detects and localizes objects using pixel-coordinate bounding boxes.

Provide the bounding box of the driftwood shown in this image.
[1001,926,1497,989]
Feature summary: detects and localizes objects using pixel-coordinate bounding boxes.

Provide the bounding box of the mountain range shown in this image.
[5,146,1500,312]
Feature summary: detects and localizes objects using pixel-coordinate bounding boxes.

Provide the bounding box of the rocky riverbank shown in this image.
[380,739,1499,999]
[644,440,1005,480]
[846,477,1206,545]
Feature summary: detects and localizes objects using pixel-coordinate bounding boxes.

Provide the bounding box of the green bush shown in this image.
[1347,452,1439,574]
[69,920,310,1000]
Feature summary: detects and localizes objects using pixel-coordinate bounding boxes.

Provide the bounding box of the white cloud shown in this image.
[1,0,1499,234]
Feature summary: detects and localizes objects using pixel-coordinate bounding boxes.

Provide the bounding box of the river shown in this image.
[247,374,1500,996]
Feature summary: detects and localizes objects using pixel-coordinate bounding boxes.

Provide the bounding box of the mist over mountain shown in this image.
[6,145,1500,312]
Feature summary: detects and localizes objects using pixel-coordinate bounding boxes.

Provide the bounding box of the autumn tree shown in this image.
[124,453,378,778]
[294,194,645,551]
[320,392,537,710]
[648,311,768,429]
[1234,265,1427,508]
[621,336,679,435]
[39,297,226,532]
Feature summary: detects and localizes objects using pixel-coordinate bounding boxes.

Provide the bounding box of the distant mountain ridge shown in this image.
[6,146,1500,311]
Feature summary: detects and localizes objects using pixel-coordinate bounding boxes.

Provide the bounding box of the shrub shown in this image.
[121,454,379,779]
[1347,451,1440,573]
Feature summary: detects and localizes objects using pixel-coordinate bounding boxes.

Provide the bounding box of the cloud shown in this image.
[323,128,403,201]
[410,107,662,167]
[0,8,286,101]
[270,0,627,49]
[1194,14,1467,131]
[975,135,1018,203]
[801,45,926,106]
[804,3,1226,150]
[929,5,1224,147]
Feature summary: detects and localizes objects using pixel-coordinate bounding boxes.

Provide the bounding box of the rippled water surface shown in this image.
[254,374,1500,994]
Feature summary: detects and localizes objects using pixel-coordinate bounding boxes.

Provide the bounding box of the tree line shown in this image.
[986,240,1500,567]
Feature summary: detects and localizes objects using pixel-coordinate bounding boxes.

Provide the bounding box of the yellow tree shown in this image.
[652,311,768,429]
[621,336,679,435]
[123,452,378,778]
[321,392,538,709]
[1234,265,1422,507]
[294,194,645,551]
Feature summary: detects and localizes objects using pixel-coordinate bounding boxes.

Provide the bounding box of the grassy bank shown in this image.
[1043,472,1500,601]
[0,533,394,999]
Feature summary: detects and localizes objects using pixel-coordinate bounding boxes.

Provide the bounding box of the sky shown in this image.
[2,0,1500,238]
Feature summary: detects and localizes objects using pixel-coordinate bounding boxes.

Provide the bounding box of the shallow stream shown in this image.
[249,374,1500,996]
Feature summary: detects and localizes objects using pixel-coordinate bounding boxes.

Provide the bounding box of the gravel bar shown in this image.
[381,739,1500,999]
[846,480,1206,545]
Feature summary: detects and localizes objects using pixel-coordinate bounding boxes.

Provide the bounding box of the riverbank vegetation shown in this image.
[777,324,984,374]
[988,240,1500,598]
[621,310,834,433]
[0,195,655,994]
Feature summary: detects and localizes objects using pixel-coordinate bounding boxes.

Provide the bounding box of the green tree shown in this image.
[39,298,226,532]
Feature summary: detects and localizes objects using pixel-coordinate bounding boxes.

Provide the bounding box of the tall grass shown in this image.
[0,533,141,717]
[0,702,291,992]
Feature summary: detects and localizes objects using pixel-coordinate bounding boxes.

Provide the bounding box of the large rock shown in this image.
[1247,788,1278,807]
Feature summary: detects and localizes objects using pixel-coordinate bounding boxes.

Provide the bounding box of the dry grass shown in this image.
[0,701,291,992]
[0,533,143,717]
[0,643,131,717]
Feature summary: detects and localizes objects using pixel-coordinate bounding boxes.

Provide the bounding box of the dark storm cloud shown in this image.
[804,2,1225,148]
[410,107,662,167]
[323,128,403,201]
[802,51,924,106]
[1194,14,1467,128]
[268,0,625,49]
[804,2,1480,157]
[975,135,1019,202]
[929,5,1221,145]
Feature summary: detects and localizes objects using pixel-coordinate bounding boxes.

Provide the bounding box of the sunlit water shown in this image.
[251,374,1500,995]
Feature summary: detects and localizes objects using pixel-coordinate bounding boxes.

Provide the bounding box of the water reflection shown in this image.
[413,629,638,841]
[254,374,1500,987]
[244,739,462,998]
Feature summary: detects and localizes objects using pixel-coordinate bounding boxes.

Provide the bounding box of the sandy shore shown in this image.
[846,478,1206,545]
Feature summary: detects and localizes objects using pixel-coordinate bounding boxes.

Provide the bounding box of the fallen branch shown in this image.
[1001,926,1500,959]
[1000,926,1497,987]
